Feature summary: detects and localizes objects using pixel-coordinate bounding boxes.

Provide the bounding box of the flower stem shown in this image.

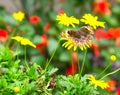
[16,43,20,60]
[44,40,60,72]
[6,29,16,47]
[97,62,112,79]
[79,49,87,78]
[77,50,80,75]
[100,68,120,80]
[71,51,74,75]
[24,46,29,69]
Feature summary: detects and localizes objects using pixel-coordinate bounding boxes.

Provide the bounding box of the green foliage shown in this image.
[55,74,99,95]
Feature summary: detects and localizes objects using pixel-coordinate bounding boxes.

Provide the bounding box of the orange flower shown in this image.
[116,87,120,95]
[93,0,111,15]
[66,52,78,75]
[95,29,108,41]
[66,63,77,75]
[29,15,40,24]
[107,28,120,39]
[0,29,8,42]
[58,10,65,15]
[36,34,48,48]
[106,80,116,92]
[115,38,120,46]
[92,43,100,57]
[44,23,51,32]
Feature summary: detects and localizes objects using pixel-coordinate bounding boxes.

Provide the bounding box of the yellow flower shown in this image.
[12,36,36,48]
[80,14,105,29]
[110,55,116,61]
[13,86,20,93]
[60,26,94,51]
[88,75,109,89]
[56,13,79,28]
[13,11,25,21]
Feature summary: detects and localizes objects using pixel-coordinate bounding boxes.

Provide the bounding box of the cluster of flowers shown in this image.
[56,11,110,89]
[0,11,49,53]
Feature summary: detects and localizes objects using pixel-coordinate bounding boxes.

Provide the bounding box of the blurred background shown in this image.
[0,0,120,94]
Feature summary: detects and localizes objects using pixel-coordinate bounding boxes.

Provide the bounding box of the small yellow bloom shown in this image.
[12,36,36,48]
[110,55,116,61]
[80,14,105,29]
[13,86,20,93]
[88,75,109,89]
[13,11,25,21]
[56,13,79,28]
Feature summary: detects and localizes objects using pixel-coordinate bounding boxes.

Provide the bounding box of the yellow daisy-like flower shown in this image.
[56,13,79,28]
[88,75,109,89]
[60,26,94,51]
[13,11,25,21]
[12,36,36,48]
[80,14,105,29]
[13,86,20,93]
[110,55,116,61]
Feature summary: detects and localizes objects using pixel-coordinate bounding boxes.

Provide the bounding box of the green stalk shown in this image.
[44,40,60,72]
[79,49,87,78]
[71,51,74,75]
[77,50,80,75]
[17,43,20,60]
[24,46,29,69]
[97,62,112,78]
[6,29,16,47]
[100,68,120,80]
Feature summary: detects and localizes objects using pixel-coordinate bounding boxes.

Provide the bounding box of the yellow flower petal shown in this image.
[56,13,79,27]
[64,41,72,48]
[80,46,83,51]
[88,75,109,89]
[80,14,105,29]
[21,38,36,48]
[13,11,25,21]
[73,46,77,51]
[12,36,36,48]
[67,44,74,50]
[12,36,23,42]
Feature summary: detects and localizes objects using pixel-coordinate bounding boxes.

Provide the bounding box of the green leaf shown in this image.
[18,23,35,38]
[112,6,120,15]
[48,67,58,76]
[49,12,57,21]
[0,79,7,88]
[48,38,58,55]
[27,65,37,79]
[59,51,70,62]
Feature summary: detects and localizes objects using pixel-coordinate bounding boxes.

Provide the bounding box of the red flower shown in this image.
[44,23,51,32]
[66,52,78,75]
[0,29,8,42]
[115,38,120,46]
[58,10,65,15]
[66,63,77,75]
[92,43,100,57]
[107,28,120,39]
[93,0,111,15]
[116,87,120,95]
[29,15,40,24]
[106,80,116,92]
[95,29,109,41]
[36,34,48,48]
